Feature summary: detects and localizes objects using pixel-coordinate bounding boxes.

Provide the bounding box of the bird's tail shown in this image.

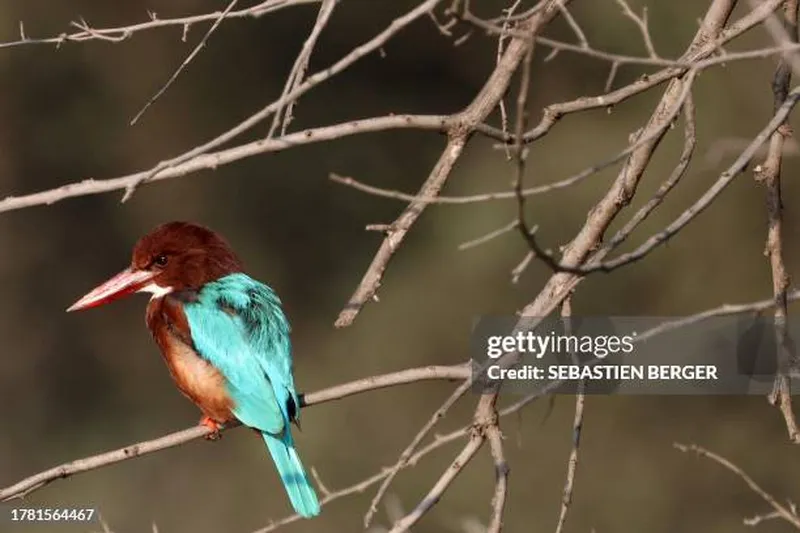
[262,431,321,518]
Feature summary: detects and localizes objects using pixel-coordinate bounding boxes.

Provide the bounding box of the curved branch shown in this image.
[0,364,468,502]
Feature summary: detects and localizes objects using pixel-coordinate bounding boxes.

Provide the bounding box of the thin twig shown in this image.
[252,425,473,533]
[118,0,447,203]
[516,0,737,321]
[675,443,800,529]
[364,378,474,527]
[386,434,485,533]
[494,82,800,277]
[129,0,239,128]
[496,0,523,159]
[486,421,508,533]
[615,0,659,58]
[458,219,519,251]
[268,0,338,137]
[515,70,696,274]
[512,18,537,264]
[0,1,787,217]
[386,394,500,533]
[553,298,583,533]
[581,85,800,274]
[522,0,784,144]
[334,0,570,329]
[556,0,589,49]
[747,0,800,77]
[0,0,321,51]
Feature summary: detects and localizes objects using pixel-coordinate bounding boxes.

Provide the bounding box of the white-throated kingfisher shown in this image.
[67,221,321,518]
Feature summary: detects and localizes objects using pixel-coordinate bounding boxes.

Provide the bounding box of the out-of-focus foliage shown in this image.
[1,1,799,532]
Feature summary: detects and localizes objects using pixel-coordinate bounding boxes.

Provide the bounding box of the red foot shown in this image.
[200,416,223,440]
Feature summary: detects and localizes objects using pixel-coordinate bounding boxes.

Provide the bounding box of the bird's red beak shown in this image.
[67,268,157,312]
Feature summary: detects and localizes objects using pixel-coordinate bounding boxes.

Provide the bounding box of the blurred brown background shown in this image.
[1,1,800,532]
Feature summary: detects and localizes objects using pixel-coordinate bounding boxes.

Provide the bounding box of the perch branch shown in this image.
[0,364,469,502]
[4,291,799,519]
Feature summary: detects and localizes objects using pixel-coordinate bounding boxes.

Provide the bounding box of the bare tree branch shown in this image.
[6,2,800,532]
[4,289,800,521]
[119,0,447,202]
[747,0,800,76]
[615,0,659,59]
[364,376,474,527]
[0,364,469,502]
[485,420,508,533]
[333,0,571,329]
[0,0,786,218]
[522,0,783,144]
[0,0,322,51]
[675,443,800,530]
[252,427,471,533]
[756,0,800,443]
[513,84,800,276]
[0,115,489,214]
[386,394,501,533]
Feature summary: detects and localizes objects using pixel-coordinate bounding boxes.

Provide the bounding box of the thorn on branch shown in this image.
[366,224,393,233]
[454,31,473,46]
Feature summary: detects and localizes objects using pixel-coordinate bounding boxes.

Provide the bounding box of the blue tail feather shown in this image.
[262,432,320,518]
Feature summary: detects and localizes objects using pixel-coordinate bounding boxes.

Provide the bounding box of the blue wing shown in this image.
[182,273,319,517]
[182,273,297,433]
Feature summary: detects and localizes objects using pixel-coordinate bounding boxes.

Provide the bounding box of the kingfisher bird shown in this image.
[67,221,321,518]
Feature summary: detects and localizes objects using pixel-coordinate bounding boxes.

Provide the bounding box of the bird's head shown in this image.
[67,221,243,312]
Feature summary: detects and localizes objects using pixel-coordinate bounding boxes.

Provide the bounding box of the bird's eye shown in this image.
[154,254,168,267]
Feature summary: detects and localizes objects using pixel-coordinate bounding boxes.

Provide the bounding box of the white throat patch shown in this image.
[138,283,174,300]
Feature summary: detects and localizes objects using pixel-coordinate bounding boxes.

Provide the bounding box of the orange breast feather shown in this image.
[147,296,235,423]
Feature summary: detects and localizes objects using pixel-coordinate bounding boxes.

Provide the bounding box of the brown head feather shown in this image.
[132,221,244,291]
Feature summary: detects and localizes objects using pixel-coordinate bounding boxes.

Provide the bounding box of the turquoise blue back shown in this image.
[182,273,320,517]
